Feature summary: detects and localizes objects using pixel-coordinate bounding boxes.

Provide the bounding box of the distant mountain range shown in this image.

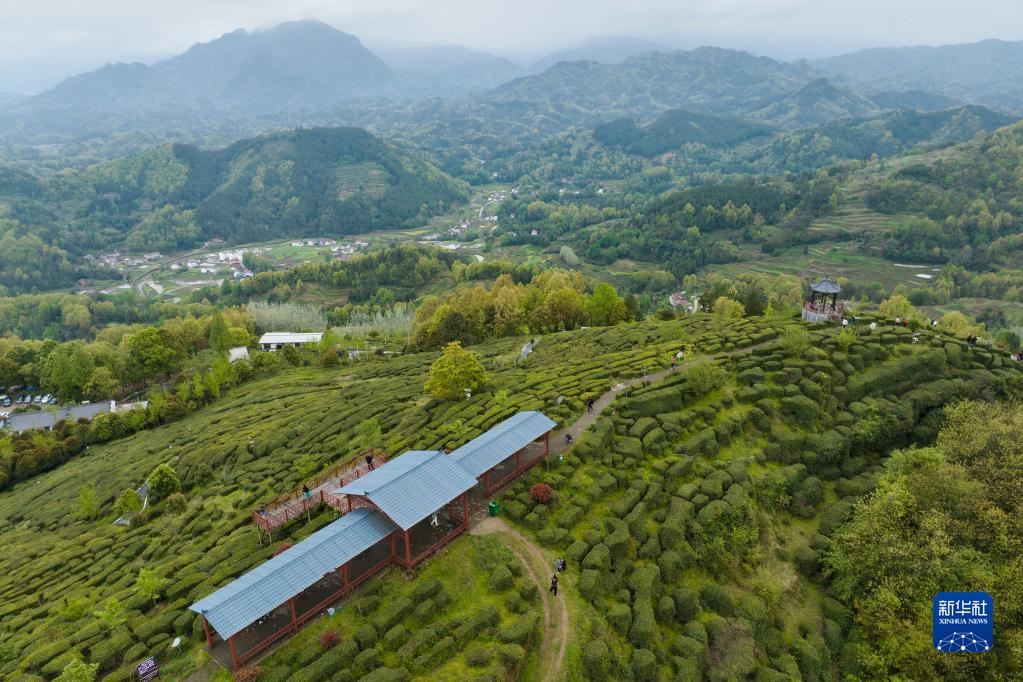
[17,21,398,114]
[591,104,1014,176]
[490,47,822,127]
[746,78,879,129]
[377,45,523,92]
[1,22,1022,151]
[812,39,1023,112]
[529,36,669,73]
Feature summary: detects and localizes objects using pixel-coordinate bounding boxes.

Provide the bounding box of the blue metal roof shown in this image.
[448,411,556,478]
[335,450,477,530]
[189,507,396,639]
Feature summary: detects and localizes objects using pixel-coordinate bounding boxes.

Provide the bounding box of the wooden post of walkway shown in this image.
[545,431,550,454]
[462,492,468,526]
[228,635,238,669]
[289,597,298,632]
[484,470,491,496]
[202,615,213,648]
[342,563,350,594]
[404,530,412,568]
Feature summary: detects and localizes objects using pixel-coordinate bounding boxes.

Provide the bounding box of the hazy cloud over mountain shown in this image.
[1,0,1022,92]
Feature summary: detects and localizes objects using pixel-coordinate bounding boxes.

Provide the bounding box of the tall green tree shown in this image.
[587,283,627,327]
[425,342,488,400]
[126,328,175,380]
[77,484,98,520]
[208,312,230,352]
[84,366,119,401]
[42,342,94,401]
[147,464,181,502]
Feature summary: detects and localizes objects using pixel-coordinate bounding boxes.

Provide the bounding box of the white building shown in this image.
[258,332,323,351]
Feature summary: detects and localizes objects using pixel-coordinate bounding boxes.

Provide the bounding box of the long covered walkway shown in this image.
[192,412,558,670]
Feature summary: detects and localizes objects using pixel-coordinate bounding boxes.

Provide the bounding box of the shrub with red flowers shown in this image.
[530,483,553,504]
[320,630,340,650]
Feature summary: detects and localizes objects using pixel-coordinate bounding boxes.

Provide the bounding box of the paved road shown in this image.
[2,402,112,433]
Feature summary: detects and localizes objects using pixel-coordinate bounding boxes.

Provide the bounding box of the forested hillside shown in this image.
[0,128,467,293]
[490,48,814,125]
[865,119,1023,269]
[590,105,1013,173]
[814,38,1023,113]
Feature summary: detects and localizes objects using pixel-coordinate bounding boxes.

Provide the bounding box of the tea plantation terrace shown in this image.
[190,410,555,668]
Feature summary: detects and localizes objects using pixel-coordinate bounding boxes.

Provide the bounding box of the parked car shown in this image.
[49,397,59,404]
[34,395,43,403]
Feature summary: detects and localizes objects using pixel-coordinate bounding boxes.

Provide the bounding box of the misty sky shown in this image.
[1,0,1022,93]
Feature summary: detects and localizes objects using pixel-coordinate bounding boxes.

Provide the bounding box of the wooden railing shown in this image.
[492,442,549,494]
[408,519,469,567]
[251,448,388,532]
[802,301,845,323]
[232,551,395,668]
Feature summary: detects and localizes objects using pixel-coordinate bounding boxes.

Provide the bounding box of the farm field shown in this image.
[703,242,941,294]
[98,183,515,303]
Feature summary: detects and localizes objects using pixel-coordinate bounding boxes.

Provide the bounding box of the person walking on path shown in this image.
[550,574,559,596]
[365,453,374,470]
[564,433,573,447]
[302,484,311,500]
[586,397,594,413]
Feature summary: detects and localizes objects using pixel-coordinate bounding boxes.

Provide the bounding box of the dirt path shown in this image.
[471,517,568,682]
[549,356,713,454]
[549,341,775,453]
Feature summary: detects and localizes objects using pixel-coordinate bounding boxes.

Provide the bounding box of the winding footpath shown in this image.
[471,517,568,682]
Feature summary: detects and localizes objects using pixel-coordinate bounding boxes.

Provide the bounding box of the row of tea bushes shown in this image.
[6,319,732,679]
[500,320,1023,681]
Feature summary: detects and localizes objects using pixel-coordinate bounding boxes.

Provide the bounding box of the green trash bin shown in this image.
[488,500,501,517]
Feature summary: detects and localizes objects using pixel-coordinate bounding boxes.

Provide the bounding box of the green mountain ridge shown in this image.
[491,47,815,124]
[590,105,1015,173]
[747,78,879,129]
[0,127,468,287]
[814,38,1023,113]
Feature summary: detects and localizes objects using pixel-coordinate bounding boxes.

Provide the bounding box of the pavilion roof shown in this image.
[189,507,396,640]
[448,411,557,478]
[810,278,842,294]
[335,450,477,530]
